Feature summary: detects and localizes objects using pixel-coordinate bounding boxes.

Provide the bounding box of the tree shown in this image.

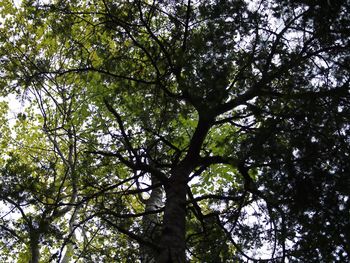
[0,0,349,262]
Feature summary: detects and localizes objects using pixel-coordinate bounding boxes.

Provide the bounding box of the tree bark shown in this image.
[29,231,40,263]
[61,198,82,263]
[141,175,163,262]
[156,115,213,262]
[156,169,188,263]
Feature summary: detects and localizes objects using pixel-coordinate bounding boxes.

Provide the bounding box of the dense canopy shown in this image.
[0,0,349,262]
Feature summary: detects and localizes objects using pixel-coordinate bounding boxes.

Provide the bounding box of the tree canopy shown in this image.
[0,0,349,262]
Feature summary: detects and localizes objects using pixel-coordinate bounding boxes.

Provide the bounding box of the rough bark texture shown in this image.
[141,175,163,262]
[156,116,213,262]
[156,170,188,263]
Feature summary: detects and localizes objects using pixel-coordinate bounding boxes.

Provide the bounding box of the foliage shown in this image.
[0,0,349,262]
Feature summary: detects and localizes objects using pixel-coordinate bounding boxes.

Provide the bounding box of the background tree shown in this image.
[0,0,349,262]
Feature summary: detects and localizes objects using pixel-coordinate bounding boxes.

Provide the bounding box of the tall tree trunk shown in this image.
[61,204,80,263]
[141,175,163,262]
[156,115,213,262]
[29,231,40,263]
[156,169,188,263]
